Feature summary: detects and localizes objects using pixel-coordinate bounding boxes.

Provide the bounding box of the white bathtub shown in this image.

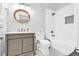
[50,39,75,55]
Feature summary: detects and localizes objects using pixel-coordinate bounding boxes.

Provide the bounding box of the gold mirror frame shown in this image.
[13,9,30,23]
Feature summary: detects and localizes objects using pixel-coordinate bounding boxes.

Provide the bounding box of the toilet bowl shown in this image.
[37,40,50,56]
[35,32,50,56]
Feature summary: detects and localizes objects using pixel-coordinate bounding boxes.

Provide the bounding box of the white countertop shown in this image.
[6,32,35,34]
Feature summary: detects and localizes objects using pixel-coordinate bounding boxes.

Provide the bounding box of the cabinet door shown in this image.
[23,38,34,53]
[8,39,22,56]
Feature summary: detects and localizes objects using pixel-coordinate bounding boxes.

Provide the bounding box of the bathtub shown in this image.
[50,38,75,55]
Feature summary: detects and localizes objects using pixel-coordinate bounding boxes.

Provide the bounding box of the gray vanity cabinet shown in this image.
[5,33,35,56]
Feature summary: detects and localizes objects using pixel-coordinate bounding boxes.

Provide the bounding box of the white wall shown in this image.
[74,4,79,49]
[46,9,56,39]
[52,4,76,55]
[0,4,6,56]
[0,3,3,56]
[7,3,46,32]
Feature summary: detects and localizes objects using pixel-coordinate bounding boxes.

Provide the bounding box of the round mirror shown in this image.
[13,9,30,23]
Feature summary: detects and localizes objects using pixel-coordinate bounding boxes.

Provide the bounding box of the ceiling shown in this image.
[12,3,70,11]
[46,3,70,11]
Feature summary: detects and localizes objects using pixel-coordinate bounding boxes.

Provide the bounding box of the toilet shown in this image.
[35,31,50,56]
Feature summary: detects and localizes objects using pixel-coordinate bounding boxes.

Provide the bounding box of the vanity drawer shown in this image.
[6,34,34,39]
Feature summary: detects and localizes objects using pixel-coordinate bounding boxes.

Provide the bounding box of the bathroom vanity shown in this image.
[5,32,36,56]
